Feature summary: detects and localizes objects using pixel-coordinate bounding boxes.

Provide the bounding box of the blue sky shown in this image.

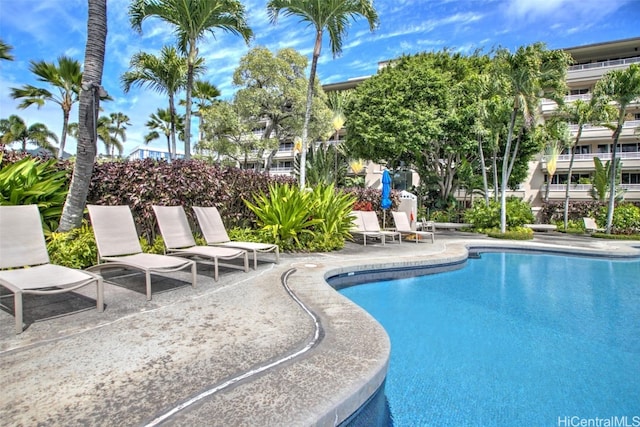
[1,0,639,156]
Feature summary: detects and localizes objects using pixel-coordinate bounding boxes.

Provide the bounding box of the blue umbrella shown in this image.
[381,169,392,229]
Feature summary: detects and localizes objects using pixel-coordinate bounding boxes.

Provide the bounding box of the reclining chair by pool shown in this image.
[392,211,435,243]
[153,205,249,278]
[583,217,605,233]
[87,204,197,301]
[192,206,279,270]
[0,205,104,334]
[350,210,401,246]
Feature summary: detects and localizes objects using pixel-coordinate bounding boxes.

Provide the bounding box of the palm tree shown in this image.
[0,114,59,155]
[108,112,131,158]
[59,0,107,232]
[10,56,82,159]
[68,115,124,158]
[144,108,184,156]
[0,39,14,61]
[594,64,640,234]
[129,0,253,160]
[557,95,612,230]
[121,45,194,160]
[267,0,378,189]
[182,79,220,149]
[493,43,571,233]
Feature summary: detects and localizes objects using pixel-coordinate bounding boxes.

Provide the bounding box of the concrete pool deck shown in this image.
[1,232,639,426]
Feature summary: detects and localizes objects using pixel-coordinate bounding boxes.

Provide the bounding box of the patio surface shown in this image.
[1,232,639,426]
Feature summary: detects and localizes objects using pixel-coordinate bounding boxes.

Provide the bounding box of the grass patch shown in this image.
[591,233,640,240]
[485,227,534,240]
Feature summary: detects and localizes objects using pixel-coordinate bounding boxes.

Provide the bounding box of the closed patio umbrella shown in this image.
[381,169,392,229]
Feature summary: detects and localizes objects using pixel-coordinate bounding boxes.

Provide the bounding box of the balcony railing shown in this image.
[544,183,640,191]
[567,120,640,132]
[568,56,640,71]
[550,151,640,162]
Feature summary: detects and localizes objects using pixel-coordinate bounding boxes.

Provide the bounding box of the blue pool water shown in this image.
[338,252,640,426]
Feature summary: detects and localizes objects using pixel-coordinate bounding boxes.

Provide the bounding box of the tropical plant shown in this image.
[296,142,347,186]
[0,39,14,61]
[267,0,379,189]
[10,56,82,158]
[47,222,97,268]
[0,115,59,155]
[594,63,640,233]
[122,46,196,160]
[108,112,131,158]
[130,0,253,160]
[589,157,624,202]
[144,108,185,155]
[492,43,571,233]
[183,79,220,146]
[538,120,570,202]
[68,116,123,157]
[556,94,613,230]
[0,157,70,233]
[59,0,107,232]
[464,197,533,231]
[596,203,640,235]
[307,183,356,249]
[244,183,323,250]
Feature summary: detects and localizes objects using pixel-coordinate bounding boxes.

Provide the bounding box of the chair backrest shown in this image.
[193,206,231,244]
[88,205,143,257]
[350,211,365,232]
[392,211,411,232]
[153,205,197,249]
[360,211,382,232]
[583,217,599,230]
[0,205,50,268]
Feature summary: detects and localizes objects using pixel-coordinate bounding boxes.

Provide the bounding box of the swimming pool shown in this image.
[337,251,640,426]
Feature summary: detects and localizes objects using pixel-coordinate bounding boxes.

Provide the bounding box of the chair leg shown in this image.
[214,258,219,281]
[252,250,258,270]
[14,291,23,334]
[145,271,152,301]
[96,277,104,312]
[243,252,249,272]
[274,247,280,264]
[191,262,197,288]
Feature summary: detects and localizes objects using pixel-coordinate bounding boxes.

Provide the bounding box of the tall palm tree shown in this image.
[181,79,220,149]
[0,114,58,155]
[144,108,184,156]
[267,0,378,189]
[557,95,612,230]
[59,0,107,232]
[10,56,82,159]
[129,0,253,160]
[594,63,640,234]
[493,43,571,233]
[0,39,14,61]
[122,45,194,160]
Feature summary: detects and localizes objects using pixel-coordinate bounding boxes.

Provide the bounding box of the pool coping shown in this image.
[1,236,638,425]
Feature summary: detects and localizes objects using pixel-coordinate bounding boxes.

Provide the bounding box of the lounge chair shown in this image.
[0,205,104,334]
[87,205,197,301]
[392,211,435,243]
[350,210,401,245]
[153,205,249,278]
[192,206,279,270]
[583,217,605,233]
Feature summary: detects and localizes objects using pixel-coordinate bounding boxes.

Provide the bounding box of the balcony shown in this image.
[541,150,640,172]
[543,183,640,201]
[567,55,640,84]
[568,56,640,72]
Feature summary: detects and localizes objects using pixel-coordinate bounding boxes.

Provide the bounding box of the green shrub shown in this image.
[485,226,534,240]
[0,156,70,234]
[47,223,97,268]
[464,198,534,231]
[140,235,166,254]
[597,203,640,234]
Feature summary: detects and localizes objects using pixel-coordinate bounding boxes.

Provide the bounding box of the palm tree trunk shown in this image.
[500,108,518,233]
[59,108,70,158]
[183,43,196,161]
[563,126,583,230]
[605,119,624,234]
[169,94,176,160]
[300,31,322,189]
[59,0,106,232]
[478,135,489,206]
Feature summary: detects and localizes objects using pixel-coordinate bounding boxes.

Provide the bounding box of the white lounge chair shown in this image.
[392,211,435,243]
[0,205,104,333]
[192,206,279,270]
[350,210,401,245]
[87,205,197,301]
[153,205,249,278]
[583,217,605,233]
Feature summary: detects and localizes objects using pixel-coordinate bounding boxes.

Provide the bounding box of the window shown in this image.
[621,143,639,153]
[597,144,610,153]
[621,173,640,184]
[569,88,590,95]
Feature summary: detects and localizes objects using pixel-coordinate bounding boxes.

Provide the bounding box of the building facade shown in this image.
[323,37,640,209]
